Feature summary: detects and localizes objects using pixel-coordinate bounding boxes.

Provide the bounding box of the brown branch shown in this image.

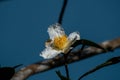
[11,37,120,80]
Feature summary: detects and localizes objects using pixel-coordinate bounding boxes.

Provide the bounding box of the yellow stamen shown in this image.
[53,35,68,50]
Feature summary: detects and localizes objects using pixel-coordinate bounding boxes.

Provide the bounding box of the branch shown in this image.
[11,37,120,80]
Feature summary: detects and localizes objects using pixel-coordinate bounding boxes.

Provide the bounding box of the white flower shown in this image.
[40,47,61,59]
[40,23,80,59]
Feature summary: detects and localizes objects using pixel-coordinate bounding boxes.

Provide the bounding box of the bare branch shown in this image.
[11,37,120,80]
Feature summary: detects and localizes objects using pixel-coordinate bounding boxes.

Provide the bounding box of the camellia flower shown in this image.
[40,23,80,59]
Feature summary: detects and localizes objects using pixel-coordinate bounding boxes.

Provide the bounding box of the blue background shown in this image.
[0,0,120,80]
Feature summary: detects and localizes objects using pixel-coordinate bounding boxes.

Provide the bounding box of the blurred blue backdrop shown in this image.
[0,0,120,80]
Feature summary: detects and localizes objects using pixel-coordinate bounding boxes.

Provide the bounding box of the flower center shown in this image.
[53,35,68,50]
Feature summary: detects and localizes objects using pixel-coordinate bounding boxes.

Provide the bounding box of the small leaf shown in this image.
[72,39,107,51]
[78,56,120,80]
[56,70,70,80]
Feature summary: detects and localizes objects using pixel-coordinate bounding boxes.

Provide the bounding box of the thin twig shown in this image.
[78,56,120,80]
[58,0,68,24]
[64,54,70,79]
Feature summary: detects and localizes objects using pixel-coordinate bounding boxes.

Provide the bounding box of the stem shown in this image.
[58,0,69,79]
[58,0,68,24]
[64,54,70,79]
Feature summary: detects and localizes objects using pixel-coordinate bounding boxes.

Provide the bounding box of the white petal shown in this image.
[68,32,80,41]
[47,23,65,40]
[40,47,61,59]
